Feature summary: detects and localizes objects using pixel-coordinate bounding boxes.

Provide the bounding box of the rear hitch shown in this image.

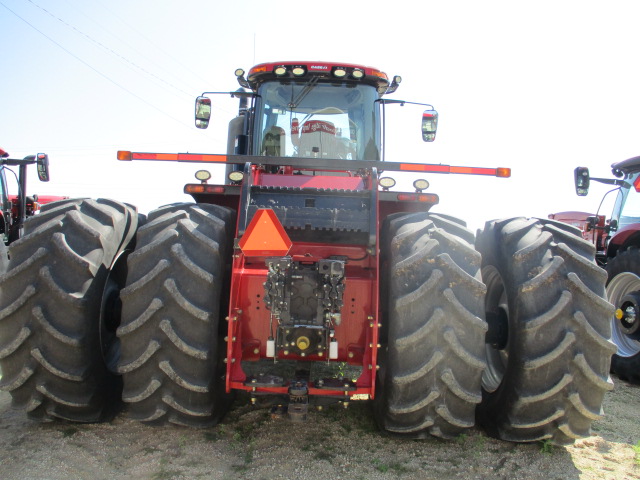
[287,380,309,422]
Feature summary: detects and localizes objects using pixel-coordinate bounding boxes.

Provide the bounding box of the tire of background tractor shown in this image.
[117,202,234,427]
[605,248,640,384]
[475,217,616,445]
[0,198,139,422]
[0,241,8,274]
[374,212,487,439]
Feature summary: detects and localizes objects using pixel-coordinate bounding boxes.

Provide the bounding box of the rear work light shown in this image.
[195,170,212,183]
[413,179,429,192]
[378,177,396,190]
[228,170,244,183]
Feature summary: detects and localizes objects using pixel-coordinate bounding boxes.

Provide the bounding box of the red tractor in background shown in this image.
[551,157,640,384]
[0,61,615,445]
[0,148,64,271]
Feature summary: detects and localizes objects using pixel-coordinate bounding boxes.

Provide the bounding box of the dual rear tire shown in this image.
[0,199,138,421]
[376,214,614,445]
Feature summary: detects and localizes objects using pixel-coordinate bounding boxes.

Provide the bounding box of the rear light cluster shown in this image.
[185,184,225,194]
[397,193,438,203]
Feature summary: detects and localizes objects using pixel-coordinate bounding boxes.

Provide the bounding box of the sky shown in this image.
[1,0,639,232]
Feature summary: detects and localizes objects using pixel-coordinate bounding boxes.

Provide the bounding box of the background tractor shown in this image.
[550,157,640,384]
[0,148,66,271]
[0,62,615,445]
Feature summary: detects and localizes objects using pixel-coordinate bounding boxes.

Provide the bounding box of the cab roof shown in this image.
[612,155,640,177]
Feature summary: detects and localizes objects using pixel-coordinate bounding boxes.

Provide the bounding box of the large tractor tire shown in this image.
[604,248,640,384]
[374,212,487,439]
[476,217,616,444]
[117,203,234,427]
[0,198,139,422]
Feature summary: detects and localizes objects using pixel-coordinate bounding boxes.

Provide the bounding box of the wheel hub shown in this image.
[486,308,509,350]
[606,272,640,357]
[616,291,640,340]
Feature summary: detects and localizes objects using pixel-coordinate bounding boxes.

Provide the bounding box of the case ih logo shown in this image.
[301,120,336,135]
[309,65,329,70]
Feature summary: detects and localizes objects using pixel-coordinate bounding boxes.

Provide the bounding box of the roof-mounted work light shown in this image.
[332,67,347,78]
[386,75,402,94]
[235,68,250,88]
[292,66,306,76]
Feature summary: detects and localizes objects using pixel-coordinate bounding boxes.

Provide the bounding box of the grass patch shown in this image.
[632,441,640,466]
[539,439,554,454]
[373,458,411,474]
[373,458,410,473]
[61,427,79,438]
[151,458,182,480]
[373,458,389,473]
[314,450,336,461]
[318,401,377,434]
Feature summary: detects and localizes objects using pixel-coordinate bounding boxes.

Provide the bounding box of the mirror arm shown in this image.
[589,177,626,187]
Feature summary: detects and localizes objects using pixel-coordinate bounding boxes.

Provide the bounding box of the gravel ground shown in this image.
[0,376,639,480]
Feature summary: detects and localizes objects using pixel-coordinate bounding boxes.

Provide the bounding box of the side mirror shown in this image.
[195,96,212,129]
[574,166,590,196]
[422,110,438,142]
[36,153,50,182]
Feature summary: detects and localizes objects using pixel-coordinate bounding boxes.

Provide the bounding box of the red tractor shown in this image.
[0,148,63,271]
[0,62,615,445]
[552,157,640,384]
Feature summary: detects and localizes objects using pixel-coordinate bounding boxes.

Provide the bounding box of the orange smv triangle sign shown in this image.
[238,209,292,256]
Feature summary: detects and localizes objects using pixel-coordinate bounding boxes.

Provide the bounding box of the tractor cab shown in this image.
[573,157,640,258]
[195,62,438,165]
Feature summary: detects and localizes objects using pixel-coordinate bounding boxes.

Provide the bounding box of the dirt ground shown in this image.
[0,376,639,480]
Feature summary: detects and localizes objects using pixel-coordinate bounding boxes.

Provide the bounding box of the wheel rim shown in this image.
[481,265,510,392]
[100,276,122,373]
[100,252,129,374]
[607,272,640,357]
